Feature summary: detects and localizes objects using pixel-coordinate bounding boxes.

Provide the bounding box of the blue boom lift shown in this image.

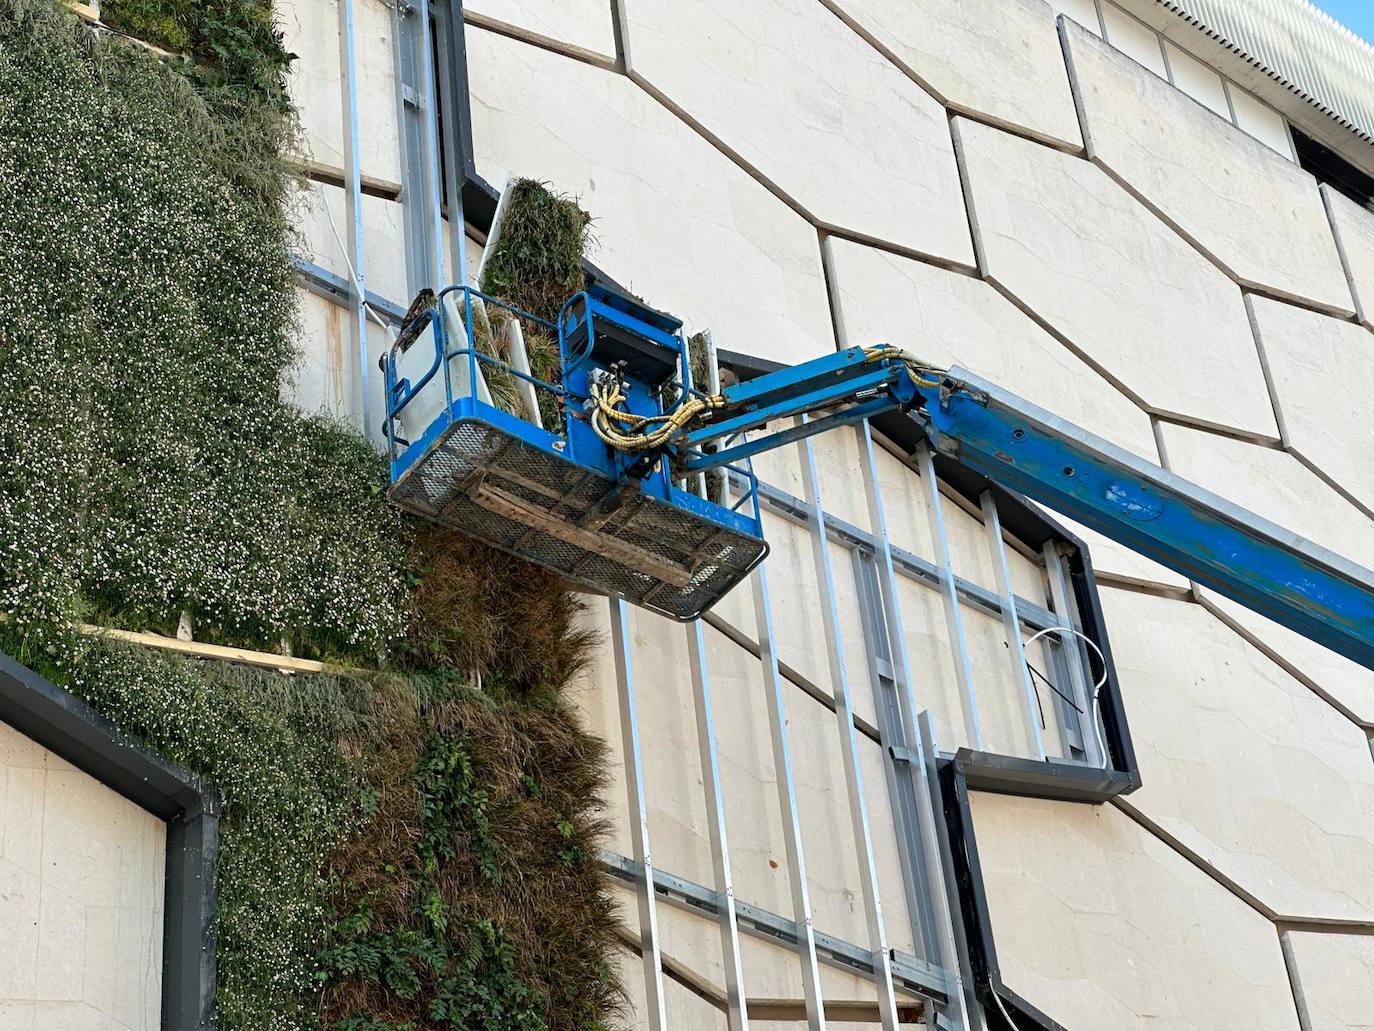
[384,284,1374,672]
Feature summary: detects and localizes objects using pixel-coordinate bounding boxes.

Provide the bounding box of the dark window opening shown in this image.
[1292,125,1374,213]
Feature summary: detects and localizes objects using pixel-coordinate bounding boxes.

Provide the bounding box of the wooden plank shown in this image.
[65,1,100,24]
[1,612,365,676]
[76,624,362,675]
[471,481,697,587]
[295,159,404,202]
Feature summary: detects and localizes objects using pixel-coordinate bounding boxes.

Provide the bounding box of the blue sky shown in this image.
[1312,1,1374,44]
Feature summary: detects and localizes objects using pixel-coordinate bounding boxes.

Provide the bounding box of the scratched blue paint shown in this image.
[918,381,1374,672]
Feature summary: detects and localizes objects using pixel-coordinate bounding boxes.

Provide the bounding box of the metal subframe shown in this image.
[741,475,1067,635]
[851,422,984,1031]
[749,561,828,1029]
[979,491,1045,763]
[598,852,951,1005]
[430,0,470,285]
[685,620,750,1029]
[1043,543,1103,769]
[796,424,902,1030]
[852,550,941,970]
[293,257,409,326]
[738,453,1139,791]
[609,599,668,1027]
[916,445,984,753]
[394,0,447,294]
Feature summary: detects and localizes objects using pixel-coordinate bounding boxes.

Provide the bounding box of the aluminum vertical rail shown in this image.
[854,423,977,1031]
[416,8,446,287]
[752,566,824,1031]
[917,712,989,1031]
[979,491,1045,762]
[337,0,369,435]
[610,599,668,1028]
[431,0,468,288]
[1042,544,1102,768]
[850,550,936,968]
[750,562,827,1030]
[797,429,901,1030]
[686,620,750,1031]
[393,0,446,293]
[915,446,984,751]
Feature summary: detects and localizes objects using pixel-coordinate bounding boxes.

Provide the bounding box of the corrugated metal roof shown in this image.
[1155,0,1374,144]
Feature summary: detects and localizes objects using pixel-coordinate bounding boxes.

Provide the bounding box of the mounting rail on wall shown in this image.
[382,283,1374,670]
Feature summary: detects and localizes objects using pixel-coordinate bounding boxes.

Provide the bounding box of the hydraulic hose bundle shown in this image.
[587,346,948,454]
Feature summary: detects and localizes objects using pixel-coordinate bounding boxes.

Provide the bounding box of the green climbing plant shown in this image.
[0,0,403,660]
[0,3,623,1028]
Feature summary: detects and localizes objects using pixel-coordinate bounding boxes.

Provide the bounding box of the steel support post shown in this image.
[855,423,979,1031]
[851,551,935,966]
[1043,544,1103,768]
[979,491,1045,762]
[337,0,369,434]
[393,0,446,293]
[797,428,901,1030]
[750,562,828,1029]
[610,599,668,1028]
[686,620,750,1031]
[431,0,470,286]
[915,447,984,751]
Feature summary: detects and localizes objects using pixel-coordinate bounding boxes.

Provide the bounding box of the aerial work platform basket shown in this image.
[384,284,768,621]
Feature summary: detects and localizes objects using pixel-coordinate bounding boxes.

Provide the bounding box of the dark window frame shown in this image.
[0,651,217,1030]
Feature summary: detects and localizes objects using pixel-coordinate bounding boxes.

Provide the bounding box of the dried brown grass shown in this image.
[402,528,598,706]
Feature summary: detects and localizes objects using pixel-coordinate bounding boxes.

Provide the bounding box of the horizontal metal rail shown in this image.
[742,476,1063,632]
[599,850,951,1005]
[292,255,409,325]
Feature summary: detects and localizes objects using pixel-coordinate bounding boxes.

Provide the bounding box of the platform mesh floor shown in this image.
[390,420,766,620]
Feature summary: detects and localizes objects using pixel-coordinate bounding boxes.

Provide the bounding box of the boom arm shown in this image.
[384,284,1374,657]
[664,354,1374,671]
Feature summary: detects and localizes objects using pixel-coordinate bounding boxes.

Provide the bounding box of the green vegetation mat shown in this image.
[0,2,619,1027]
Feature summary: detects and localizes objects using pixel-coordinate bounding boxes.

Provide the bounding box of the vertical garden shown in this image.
[0,0,621,1027]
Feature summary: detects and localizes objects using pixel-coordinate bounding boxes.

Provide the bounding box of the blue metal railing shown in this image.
[383,285,563,462]
[382,283,765,527]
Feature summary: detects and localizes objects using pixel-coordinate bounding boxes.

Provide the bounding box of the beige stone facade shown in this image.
[284,0,1374,1027]
[0,721,165,1031]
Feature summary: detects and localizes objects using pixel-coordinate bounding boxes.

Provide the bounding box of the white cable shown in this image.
[316,181,397,344]
[990,988,1021,1030]
[1022,625,1109,768]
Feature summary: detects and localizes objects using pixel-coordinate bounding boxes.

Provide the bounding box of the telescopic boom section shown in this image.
[670,356,1374,670]
[910,368,1374,672]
